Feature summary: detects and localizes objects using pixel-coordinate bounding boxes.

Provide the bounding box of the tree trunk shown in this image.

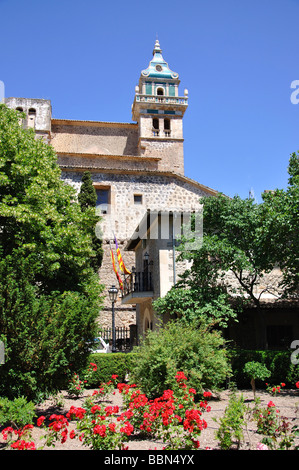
[251,378,256,399]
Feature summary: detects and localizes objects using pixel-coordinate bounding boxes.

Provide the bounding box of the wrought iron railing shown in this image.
[100,326,137,352]
[122,270,153,297]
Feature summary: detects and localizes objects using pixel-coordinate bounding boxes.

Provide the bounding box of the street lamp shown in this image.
[108,285,118,353]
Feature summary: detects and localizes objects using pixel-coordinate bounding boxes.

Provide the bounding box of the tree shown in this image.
[153,285,238,329]
[175,155,298,348]
[261,152,299,296]
[78,171,103,270]
[0,105,103,398]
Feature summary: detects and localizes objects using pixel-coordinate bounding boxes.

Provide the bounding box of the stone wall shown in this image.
[98,241,136,328]
[61,171,208,241]
[139,139,184,174]
[51,121,139,157]
[60,170,210,328]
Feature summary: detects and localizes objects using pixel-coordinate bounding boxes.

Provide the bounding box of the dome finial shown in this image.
[153,38,162,55]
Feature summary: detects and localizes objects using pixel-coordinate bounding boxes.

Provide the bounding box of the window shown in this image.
[28,108,36,128]
[153,118,159,129]
[152,118,159,136]
[164,118,170,130]
[156,87,164,96]
[134,194,142,205]
[96,188,110,214]
[164,118,171,136]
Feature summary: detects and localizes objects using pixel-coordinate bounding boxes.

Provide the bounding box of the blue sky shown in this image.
[1,0,298,200]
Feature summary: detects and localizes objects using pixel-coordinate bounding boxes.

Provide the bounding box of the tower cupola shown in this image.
[132,40,188,175]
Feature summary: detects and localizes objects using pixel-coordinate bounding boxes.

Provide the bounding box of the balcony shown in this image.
[135,94,188,106]
[122,269,154,305]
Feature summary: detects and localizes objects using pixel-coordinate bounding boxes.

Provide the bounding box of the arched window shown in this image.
[16,107,23,112]
[156,87,164,96]
[28,108,36,128]
[153,118,159,129]
[164,118,171,136]
[152,117,159,136]
[164,118,170,130]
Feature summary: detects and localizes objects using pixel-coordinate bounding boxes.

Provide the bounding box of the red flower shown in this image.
[93,424,106,437]
[11,439,36,450]
[175,371,187,382]
[67,406,86,420]
[109,423,116,432]
[90,362,97,371]
[37,416,46,427]
[120,421,134,436]
[1,426,14,440]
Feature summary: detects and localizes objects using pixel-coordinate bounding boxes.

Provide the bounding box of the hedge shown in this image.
[83,349,299,391]
[229,349,299,388]
[83,352,139,387]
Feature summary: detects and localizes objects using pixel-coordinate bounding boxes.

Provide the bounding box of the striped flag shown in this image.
[110,243,123,290]
[114,235,131,275]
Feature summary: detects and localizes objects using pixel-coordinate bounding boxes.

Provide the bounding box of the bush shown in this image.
[0,106,104,400]
[84,353,139,387]
[131,321,231,398]
[0,396,36,428]
[0,279,101,400]
[229,349,299,388]
[214,390,246,450]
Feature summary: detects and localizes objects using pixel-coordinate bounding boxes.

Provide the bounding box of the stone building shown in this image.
[4,40,298,349]
[4,40,218,339]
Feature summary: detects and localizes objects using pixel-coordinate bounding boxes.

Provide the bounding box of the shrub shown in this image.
[243,361,271,397]
[0,396,36,428]
[0,284,101,400]
[83,353,138,387]
[230,349,299,388]
[214,390,246,450]
[131,321,231,398]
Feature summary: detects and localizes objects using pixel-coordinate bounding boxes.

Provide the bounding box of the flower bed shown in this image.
[1,366,299,451]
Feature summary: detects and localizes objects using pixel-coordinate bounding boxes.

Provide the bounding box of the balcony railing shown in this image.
[152,129,171,137]
[122,270,153,304]
[135,94,188,106]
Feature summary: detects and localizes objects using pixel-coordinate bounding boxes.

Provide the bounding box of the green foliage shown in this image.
[0,396,36,428]
[85,353,138,387]
[78,171,97,209]
[131,321,231,398]
[261,152,299,296]
[214,390,246,450]
[179,194,278,305]
[243,361,271,381]
[176,156,299,347]
[230,349,299,388]
[78,172,103,270]
[153,286,237,328]
[0,105,104,399]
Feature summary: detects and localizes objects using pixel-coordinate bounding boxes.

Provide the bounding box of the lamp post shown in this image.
[108,285,118,353]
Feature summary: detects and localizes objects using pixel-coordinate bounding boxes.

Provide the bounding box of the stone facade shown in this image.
[4,40,298,348]
[2,41,216,335]
[4,40,215,333]
[3,40,220,336]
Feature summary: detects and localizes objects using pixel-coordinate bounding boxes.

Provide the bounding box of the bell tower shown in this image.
[132,40,188,175]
